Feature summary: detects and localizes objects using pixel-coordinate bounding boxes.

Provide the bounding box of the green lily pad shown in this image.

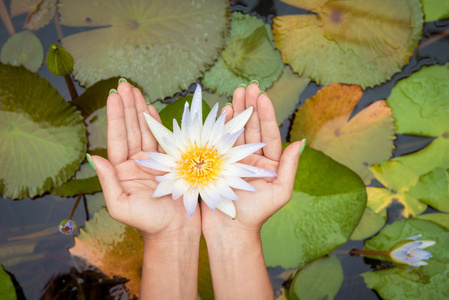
[362,219,449,300]
[273,0,423,88]
[0,64,87,199]
[202,91,230,115]
[51,162,101,197]
[85,192,106,217]
[202,12,283,96]
[266,66,310,125]
[291,83,395,184]
[59,0,230,101]
[46,44,74,76]
[350,206,387,241]
[71,77,127,158]
[198,235,214,300]
[69,207,144,298]
[159,95,211,132]
[0,265,16,299]
[408,168,449,212]
[389,64,449,177]
[0,30,43,72]
[367,160,427,218]
[415,213,449,231]
[261,146,366,268]
[10,0,57,31]
[421,0,449,22]
[289,255,343,300]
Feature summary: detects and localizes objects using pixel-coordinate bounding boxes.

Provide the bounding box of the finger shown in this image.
[89,155,128,221]
[221,104,234,124]
[107,93,128,166]
[117,81,141,156]
[232,86,246,116]
[133,88,158,152]
[232,86,247,146]
[244,83,262,154]
[147,104,165,153]
[258,93,282,162]
[273,141,303,208]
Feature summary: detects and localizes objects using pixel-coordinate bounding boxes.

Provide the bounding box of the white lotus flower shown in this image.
[389,234,436,267]
[136,84,276,218]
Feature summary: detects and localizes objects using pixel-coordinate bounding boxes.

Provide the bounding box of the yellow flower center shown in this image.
[176,144,223,187]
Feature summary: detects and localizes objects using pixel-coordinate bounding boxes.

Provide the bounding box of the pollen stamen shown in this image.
[176,143,223,187]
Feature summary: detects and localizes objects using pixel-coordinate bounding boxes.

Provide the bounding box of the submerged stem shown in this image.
[349,249,389,256]
[0,0,15,36]
[69,194,83,220]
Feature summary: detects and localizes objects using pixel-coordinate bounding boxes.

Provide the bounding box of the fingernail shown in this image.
[300,139,306,155]
[109,88,117,95]
[238,83,246,88]
[225,101,233,107]
[118,78,127,84]
[250,79,259,86]
[86,153,96,170]
[259,91,267,96]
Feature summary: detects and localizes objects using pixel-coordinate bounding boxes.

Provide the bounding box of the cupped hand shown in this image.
[201,82,303,234]
[89,81,201,238]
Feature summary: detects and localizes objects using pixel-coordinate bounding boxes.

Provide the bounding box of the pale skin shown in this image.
[89,80,303,299]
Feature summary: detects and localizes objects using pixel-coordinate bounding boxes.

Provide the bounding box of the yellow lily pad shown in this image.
[273,0,423,88]
[367,160,427,218]
[59,0,230,100]
[291,83,395,183]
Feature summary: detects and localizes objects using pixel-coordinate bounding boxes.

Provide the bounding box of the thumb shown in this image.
[274,140,304,205]
[86,154,126,211]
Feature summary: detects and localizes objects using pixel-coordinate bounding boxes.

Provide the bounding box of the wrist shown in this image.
[143,225,201,245]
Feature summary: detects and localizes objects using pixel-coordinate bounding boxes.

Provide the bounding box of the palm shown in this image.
[94,82,200,237]
[202,84,300,233]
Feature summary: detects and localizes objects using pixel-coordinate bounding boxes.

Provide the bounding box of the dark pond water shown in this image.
[1,0,448,299]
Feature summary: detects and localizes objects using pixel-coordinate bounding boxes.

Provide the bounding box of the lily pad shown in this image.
[421,0,449,22]
[388,64,449,176]
[408,168,449,212]
[415,213,449,231]
[350,206,387,241]
[0,265,16,299]
[291,83,395,183]
[261,146,366,269]
[10,0,57,31]
[202,12,283,96]
[71,77,125,158]
[59,0,230,100]
[69,208,144,297]
[202,91,230,114]
[159,95,211,132]
[0,30,43,72]
[362,219,449,300]
[368,160,427,218]
[0,64,87,199]
[289,255,343,300]
[266,66,310,125]
[198,235,214,300]
[51,162,101,197]
[273,0,423,88]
